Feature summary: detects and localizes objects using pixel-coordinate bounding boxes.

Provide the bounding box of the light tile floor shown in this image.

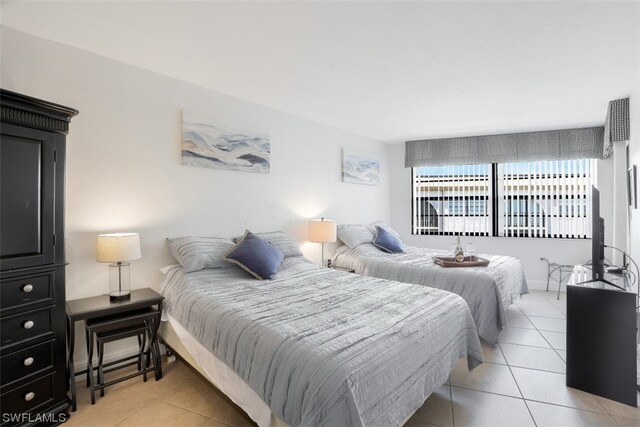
[66,291,640,427]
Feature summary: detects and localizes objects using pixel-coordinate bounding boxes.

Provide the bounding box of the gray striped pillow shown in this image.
[337,224,374,249]
[167,237,235,273]
[233,231,303,259]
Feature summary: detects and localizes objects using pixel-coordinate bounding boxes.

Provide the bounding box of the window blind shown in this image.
[411,159,595,238]
[500,159,595,238]
[412,165,491,236]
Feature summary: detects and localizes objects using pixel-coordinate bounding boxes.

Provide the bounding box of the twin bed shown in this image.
[157,227,526,427]
[332,243,528,344]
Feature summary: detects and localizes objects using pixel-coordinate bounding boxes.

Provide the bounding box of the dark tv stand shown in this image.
[567,268,637,407]
[574,277,625,291]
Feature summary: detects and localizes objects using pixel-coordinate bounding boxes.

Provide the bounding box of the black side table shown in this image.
[66,288,164,411]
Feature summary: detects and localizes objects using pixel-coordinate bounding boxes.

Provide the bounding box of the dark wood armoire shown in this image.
[1,89,78,425]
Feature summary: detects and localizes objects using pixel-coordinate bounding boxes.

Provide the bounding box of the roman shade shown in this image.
[405,126,605,167]
[603,97,630,158]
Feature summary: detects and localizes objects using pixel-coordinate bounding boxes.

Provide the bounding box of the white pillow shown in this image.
[337,224,374,249]
[167,237,235,273]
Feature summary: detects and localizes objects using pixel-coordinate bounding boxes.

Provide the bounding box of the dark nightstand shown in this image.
[66,288,163,411]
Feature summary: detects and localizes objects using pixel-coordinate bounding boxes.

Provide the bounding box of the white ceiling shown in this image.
[2,1,639,143]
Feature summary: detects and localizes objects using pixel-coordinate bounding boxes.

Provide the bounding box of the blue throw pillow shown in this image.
[224,231,285,280]
[373,226,404,253]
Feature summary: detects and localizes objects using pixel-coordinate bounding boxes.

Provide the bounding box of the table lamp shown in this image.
[96,233,141,300]
[308,218,337,267]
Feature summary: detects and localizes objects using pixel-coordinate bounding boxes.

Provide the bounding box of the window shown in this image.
[412,159,596,238]
[412,164,491,236]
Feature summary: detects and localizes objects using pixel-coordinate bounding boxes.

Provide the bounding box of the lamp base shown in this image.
[109,291,131,301]
[108,261,131,301]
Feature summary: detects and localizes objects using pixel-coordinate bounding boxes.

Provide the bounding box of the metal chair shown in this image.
[540,257,575,300]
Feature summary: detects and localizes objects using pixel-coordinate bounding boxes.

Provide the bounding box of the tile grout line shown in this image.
[501,308,539,427]
[522,398,615,416]
[494,335,555,350]
[516,296,570,373]
[123,388,217,422]
[454,358,624,416]
[113,392,153,427]
[448,384,523,401]
[448,380,455,427]
[611,414,640,426]
[90,363,252,427]
[495,363,564,376]
[516,292,613,416]
[515,295,568,365]
[502,351,538,426]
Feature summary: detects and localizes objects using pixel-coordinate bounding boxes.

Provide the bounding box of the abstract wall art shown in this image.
[342,148,380,186]
[181,111,270,173]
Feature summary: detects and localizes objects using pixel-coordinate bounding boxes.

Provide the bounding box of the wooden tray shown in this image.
[433,255,490,268]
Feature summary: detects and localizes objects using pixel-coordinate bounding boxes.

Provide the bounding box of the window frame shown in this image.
[411,159,594,239]
[411,165,493,237]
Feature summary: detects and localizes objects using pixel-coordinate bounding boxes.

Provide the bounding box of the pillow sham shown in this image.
[233,231,303,259]
[158,265,178,276]
[337,224,374,249]
[225,230,285,280]
[373,226,404,253]
[167,237,235,273]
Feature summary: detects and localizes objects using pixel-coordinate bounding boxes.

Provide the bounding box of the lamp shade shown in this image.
[308,218,337,243]
[96,233,141,263]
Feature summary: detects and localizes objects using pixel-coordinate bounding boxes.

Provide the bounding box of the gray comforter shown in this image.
[161,257,483,427]
[332,244,528,345]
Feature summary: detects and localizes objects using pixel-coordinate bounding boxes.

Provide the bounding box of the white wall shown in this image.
[1,28,391,366]
[610,140,629,266]
[386,144,606,290]
[629,74,640,276]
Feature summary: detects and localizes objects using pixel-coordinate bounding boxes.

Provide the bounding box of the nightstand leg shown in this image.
[98,340,105,397]
[140,332,148,382]
[85,327,91,387]
[152,305,163,380]
[137,334,143,372]
[88,329,95,405]
[67,315,77,412]
[150,325,161,380]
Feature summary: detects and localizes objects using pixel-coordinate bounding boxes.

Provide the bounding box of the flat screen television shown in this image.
[580,185,624,290]
[591,186,605,281]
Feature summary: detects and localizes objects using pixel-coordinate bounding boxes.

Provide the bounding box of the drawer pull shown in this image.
[23,320,34,329]
[24,392,35,401]
[23,357,34,366]
[22,284,34,293]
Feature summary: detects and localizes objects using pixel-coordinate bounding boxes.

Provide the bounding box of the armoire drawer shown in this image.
[1,271,54,314]
[0,340,55,390]
[0,307,54,350]
[0,373,55,417]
